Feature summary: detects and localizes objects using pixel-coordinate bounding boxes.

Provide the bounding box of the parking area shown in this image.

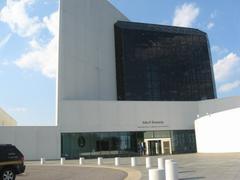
[17,165,127,180]
[17,153,240,180]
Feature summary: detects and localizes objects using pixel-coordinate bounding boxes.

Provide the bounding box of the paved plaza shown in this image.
[18,153,240,180]
[17,166,127,180]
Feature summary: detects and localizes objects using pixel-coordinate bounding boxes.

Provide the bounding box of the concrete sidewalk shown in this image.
[17,165,128,180]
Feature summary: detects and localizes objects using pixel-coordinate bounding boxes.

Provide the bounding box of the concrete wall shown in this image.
[198,96,240,117]
[58,0,128,128]
[0,126,60,160]
[0,96,239,160]
[60,100,199,132]
[194,96,240,153]
[195,107,240,153]
[58,0,128,101]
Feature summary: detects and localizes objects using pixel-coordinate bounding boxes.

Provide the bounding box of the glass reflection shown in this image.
[115,21,217,101]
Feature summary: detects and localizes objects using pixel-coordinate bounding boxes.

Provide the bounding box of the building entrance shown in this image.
[144,138,172,155]
[148,140,161,155]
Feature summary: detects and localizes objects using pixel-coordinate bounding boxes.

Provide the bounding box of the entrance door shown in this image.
[162,141,171,155]
[148,141,156,156]
[145,138,172,155]
[148,140,161,156]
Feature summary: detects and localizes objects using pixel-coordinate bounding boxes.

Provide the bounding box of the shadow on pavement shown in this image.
[179,177,205,180]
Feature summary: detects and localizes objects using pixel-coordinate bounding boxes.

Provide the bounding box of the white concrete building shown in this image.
[0,0,239,160]
[195,97,240,153]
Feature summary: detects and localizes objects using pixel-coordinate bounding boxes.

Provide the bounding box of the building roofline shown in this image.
[115,20,206,35]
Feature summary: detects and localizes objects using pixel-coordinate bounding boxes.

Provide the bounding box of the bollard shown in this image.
[165,159,178,180]
[149,168,165,180]
[60,157,65,165]
[115,157,120,166]
[40,158,45,165]
[79,157,84,165]
[131,157,136,167]
[158,158,165,170]
[146,157,152,169]
[170,161,178,180]
[97,157,103,165]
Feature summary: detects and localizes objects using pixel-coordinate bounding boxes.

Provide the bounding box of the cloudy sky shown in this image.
[0,0,239,126]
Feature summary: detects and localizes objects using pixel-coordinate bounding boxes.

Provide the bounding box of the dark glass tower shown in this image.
[115,21,217,101]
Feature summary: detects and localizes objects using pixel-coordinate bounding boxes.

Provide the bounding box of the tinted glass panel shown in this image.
[115,21,217,101]
[61,132,143,159]
[171,130,197,153]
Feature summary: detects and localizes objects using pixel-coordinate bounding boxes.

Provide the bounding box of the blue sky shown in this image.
[0,0,239,126]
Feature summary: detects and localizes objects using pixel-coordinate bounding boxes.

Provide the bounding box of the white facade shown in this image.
[58,0,128,129]
[58,0,127,100]
[60,100,198,132]
[195,97,240,153]
[1,97,239,160]
[0,126,60,160]
[198,96,240,116]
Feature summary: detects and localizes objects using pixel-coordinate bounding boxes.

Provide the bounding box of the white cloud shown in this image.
[0,0,59,79]
[214,53,240,81]
[172,3,200,27]
[43,12,59,36]
[29,39,41,49]
[207,22,214,29]
[0,33,12,48]
[219,80,240,93]
[0,0,43,37]
[15,11,59,78]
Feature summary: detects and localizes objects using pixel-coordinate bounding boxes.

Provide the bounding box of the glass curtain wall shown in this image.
[171,130,197,153]
[61,130,196,159]
[61,132,143,159]
[114,21,216,101]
